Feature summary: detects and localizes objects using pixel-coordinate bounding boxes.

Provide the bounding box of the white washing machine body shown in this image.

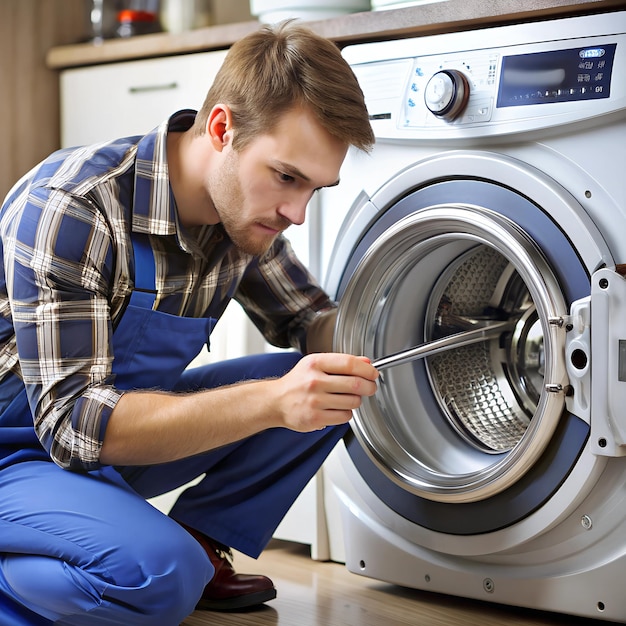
[320,11,626,622]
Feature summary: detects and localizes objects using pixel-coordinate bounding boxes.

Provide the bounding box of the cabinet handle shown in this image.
[128,82,179,94]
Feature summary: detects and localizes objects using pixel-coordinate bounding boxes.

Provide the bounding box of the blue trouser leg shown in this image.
[0,462,212,626]
[119,353,349,558]
[0,591,52,626]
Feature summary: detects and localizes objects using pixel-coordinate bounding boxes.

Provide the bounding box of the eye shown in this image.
[277,171,295,184]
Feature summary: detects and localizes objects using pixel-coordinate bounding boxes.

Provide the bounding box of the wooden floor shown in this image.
[180,540,615,626]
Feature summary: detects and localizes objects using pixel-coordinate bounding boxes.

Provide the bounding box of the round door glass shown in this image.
[335,204,569,503]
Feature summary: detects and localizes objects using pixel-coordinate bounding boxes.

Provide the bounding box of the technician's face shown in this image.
[210,107,348,256]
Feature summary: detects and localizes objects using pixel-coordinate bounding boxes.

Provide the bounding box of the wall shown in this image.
[0,0,88,200]
[211,1,253,25]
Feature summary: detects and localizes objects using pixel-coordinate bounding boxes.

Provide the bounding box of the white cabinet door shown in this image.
[61,50,228,147]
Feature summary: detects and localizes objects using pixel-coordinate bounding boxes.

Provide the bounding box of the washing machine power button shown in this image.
[424,69,471,121]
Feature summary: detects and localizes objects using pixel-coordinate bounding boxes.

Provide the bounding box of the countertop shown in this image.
[46,0,626,70]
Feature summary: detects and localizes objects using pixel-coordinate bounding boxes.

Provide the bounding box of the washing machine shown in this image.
[319,10,626,622]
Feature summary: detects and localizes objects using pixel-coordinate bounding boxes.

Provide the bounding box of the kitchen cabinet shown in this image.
[61,50,227,147]
[60,50,329,559]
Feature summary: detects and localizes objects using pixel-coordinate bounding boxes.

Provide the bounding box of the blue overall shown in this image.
[0,233,347,625]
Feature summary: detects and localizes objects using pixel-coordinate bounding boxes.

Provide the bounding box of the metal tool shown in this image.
[372,319,515,371]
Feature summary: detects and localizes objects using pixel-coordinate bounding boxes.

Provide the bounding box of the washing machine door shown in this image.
[331,151,612,534]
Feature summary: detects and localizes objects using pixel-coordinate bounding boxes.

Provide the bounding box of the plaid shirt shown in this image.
[0,110,333,470]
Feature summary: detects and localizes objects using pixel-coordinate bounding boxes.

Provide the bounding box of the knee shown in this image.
[119,525,213,623]
[247,351,302,379]
[175,351,303,391]
[0,525,214,626]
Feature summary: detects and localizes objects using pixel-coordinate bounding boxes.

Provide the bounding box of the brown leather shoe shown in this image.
[181,523,277,611]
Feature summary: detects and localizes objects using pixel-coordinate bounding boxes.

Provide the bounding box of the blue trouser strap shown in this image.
[128,232,157,310]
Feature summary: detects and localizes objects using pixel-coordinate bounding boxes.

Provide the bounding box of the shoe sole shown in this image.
[196,588,277,612]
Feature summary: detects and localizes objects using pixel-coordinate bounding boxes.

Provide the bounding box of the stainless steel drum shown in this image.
[335,204,568,503]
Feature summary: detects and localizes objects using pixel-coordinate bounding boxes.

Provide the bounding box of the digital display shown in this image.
[497,43,616,107]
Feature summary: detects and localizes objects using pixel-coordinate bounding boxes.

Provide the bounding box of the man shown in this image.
[0,20,377,626]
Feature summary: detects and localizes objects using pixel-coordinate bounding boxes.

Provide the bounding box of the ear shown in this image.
[207,104,234,151]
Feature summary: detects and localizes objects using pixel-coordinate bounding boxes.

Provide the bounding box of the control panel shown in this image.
[402,41,617,129]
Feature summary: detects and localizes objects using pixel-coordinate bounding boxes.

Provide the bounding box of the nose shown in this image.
[278,194,309,226]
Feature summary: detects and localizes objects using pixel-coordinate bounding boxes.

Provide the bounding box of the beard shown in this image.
[210,150,289,257]
[220,207,278,257]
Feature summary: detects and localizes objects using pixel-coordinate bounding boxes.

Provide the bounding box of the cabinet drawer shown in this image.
[61,50,228,147]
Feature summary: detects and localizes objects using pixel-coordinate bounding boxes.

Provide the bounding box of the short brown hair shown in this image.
[193,20,374,152]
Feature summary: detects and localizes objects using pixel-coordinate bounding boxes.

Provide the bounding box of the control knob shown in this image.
[424,69,470,121]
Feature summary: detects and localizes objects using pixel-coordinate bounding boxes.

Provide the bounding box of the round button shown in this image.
[424,70,470,121]
[424,72,455,112]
